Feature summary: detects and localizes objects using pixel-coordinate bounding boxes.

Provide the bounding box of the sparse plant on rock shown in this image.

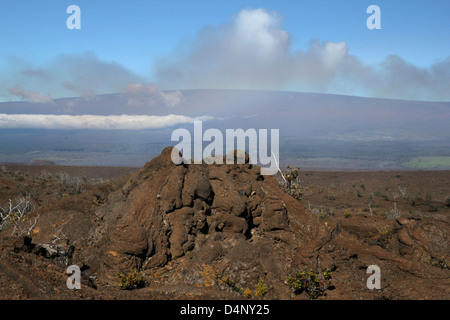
[377,229,392,250]
[221,275,243,294]
[254,278,268,297]
[117,269,145,290]
[430,256,449,270]
[243,288,252,298]
[241,279,269,299]
[206,270,269,299]
[201,265,223,287]
[398,186,407,199]
[287,268,333,299]
[323,268,332,280]
[307,201,333,219]
[384,202,401,220]
[0,195,38,236]
[282,165,303,201]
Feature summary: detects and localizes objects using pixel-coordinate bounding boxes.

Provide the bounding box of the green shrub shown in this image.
[287,268,333,299]
[254,278,268,297]
[117,269,145,290]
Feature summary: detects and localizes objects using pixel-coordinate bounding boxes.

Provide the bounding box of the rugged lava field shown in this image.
[0,151,449,300]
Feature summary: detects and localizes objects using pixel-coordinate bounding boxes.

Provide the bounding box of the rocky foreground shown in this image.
[0,147,449,300]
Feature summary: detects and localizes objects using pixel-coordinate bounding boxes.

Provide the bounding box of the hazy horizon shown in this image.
[1,89,449,170]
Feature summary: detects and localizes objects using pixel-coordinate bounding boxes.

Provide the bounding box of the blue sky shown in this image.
[1,0,449,102]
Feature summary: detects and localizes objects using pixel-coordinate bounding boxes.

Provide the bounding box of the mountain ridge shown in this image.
[1,89,449,169]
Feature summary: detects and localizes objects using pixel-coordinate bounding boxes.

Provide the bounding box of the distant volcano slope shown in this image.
[1,89,450,169]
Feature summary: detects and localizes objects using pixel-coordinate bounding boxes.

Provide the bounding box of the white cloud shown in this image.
[154,8,360,92]
[155,8,450,101]
[0,113,212,130]
[321,41,348,69]
[231,8,289,61]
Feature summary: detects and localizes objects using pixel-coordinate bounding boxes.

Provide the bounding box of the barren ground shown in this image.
[0,162,448,301]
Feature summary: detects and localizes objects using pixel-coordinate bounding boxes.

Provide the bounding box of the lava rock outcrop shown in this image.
[88,147,328,293]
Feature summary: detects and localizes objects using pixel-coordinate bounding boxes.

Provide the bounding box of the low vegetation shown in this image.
[383,202,401,220]
[117,269,145,290]
[201,265,268,298]
[286,268,333,299]
[343,210,352,218]
[430,256,449,270]
[376,229,392,250]
[253,278,268,297]
[306,201,334,219]
[281,165,303,201]
[0,195,38,236]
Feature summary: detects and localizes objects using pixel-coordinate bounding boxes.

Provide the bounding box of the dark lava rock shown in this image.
[85,147,329,295]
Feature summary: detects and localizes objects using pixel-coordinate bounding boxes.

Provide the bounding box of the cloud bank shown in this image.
[155,8,450,101]
[0,113,212,130]
[1,52,144,102]
[2,53,184,108]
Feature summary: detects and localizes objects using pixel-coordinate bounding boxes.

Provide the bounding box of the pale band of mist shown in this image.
[0,113,213,130]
